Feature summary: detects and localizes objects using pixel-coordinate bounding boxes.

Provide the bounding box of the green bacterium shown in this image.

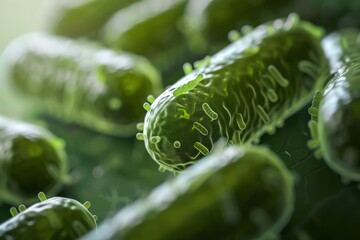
[2,32,162,137]
[82,144,294,240]
[0,116,68,205]
[0,192,97,240]
[308,29,360,182]
[138,14,328,173]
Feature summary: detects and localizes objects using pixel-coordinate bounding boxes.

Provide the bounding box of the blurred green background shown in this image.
[0,0,44,52]
[0,0,45,119]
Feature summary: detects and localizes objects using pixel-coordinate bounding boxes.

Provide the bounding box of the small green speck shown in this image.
[107,98,122,110]
[38,192,47,202]
[136,133,144,141]
[143,102,151,111]
[147,95,155,103]
[173,74,204,97]
[28,144,43,157]
[243,47,259,57]
[83,201,91,209]
[183,62,193,75]
[228,30,241,42]
[10,207,18,217]
[173,141,181,148]
[151,136,161,144]
[241,25,253,35]
[18,204,26,212]
[136,123,144,131]
[159,166,166,173]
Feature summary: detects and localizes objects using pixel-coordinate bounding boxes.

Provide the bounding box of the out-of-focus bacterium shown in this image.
[184,0,292,53]
[308,29,360,182]
[101,0,188,72]
[2,32,162,137]
[43,0,137,38]
[81,145,294,240]
[0,192,97,240]
[0,116,68,205]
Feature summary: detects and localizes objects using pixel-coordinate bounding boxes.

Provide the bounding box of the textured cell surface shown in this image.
[101,0,188,72]
[140,15,327,173]
[0,193,97,240]
[43,0,137,38]
[82,145,294,240]
[2,33,162,137]
[308,29,360,181]
[0,116,68,205]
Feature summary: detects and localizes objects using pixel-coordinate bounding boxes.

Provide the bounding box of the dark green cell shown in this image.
[140,15,327,173]
[308,29,360,181]
[101,0,189,72]
[0,116,68,205]
[43,0,137,38]
[82,145,294,240]
[184,0,290,53]
[290,0,360,32]
[259,105,343,236]
[295,186,360,240]
[0,193,97,240]
[2,33,162,137]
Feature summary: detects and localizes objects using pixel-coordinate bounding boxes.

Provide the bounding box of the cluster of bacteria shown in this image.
[1,0,360,239]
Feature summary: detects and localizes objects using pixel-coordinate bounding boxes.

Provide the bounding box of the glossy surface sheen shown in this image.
[0,196,96,240]
[82,145,294,240]
[2,33,162,136]
[101,0,188,71]
[44,0,137,38]
[0,116,68,205]
[141,15,327,173]
[309,29,360,181]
